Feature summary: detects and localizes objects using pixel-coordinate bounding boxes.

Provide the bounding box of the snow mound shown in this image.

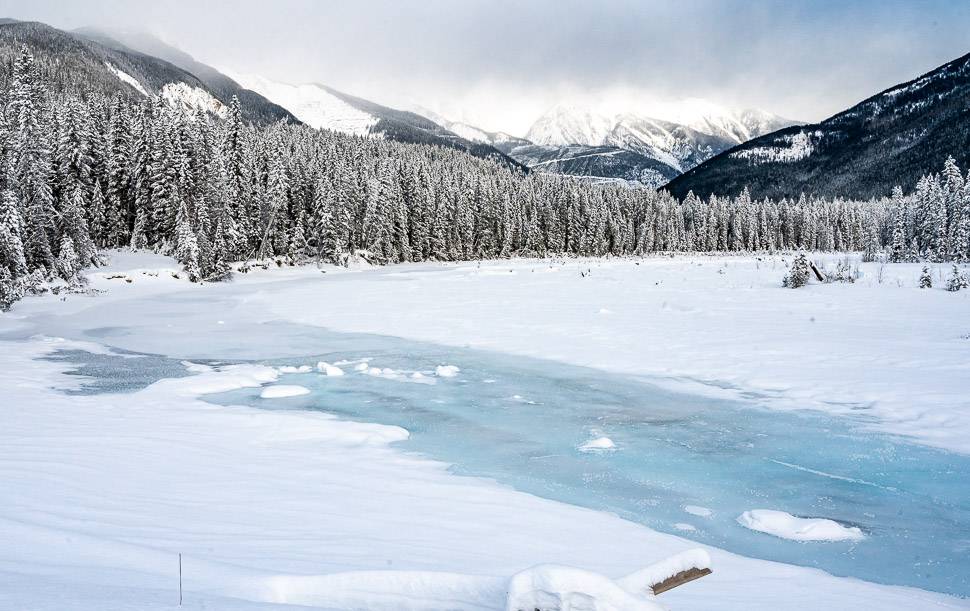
[435,364,461,377]
[161,82,228,119]
[674,523,696,532]
[507,564,664,611]
[683,505,713,517]
[260,384,311,399]
[316,361,345,376]
[104,62,148,96]
[579,436,616,452]
[617,548,712,594]
[159,363,279,396]
[737,509,865,542]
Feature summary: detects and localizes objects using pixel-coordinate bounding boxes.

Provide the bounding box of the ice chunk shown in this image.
[684,505,712,517]
[579,436,616,452]
[316,361,345,376]
[737,509,865,542]
[435,365,460,377]
[260,385,311,399]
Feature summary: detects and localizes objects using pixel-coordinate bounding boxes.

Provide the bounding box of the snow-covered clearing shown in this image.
[0,250,967,610]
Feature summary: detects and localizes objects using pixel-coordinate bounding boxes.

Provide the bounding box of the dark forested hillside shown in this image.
[73,27,298,126]
[665,51,970,201]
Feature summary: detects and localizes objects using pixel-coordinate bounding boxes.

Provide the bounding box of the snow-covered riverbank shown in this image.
[0,250,967,610]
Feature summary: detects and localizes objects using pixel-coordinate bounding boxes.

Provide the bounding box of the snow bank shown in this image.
[155,363,279,397]
[279,365,313,374]
[260,384,311,399]
[316,361,345,376]
[435,364,461,377]
[507,565,664,611]
[737,510,865,542]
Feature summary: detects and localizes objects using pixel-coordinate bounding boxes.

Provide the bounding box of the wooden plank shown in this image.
[650,567,712,595]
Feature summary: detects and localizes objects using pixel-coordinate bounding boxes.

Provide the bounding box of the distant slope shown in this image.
[510,144,680,186]
[0,19,232,120]
[73,27,298,126]
[232,72,524,169]
[665,52,970,200]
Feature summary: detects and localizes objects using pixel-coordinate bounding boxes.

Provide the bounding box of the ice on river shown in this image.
[737,510,865,542]
[260,384,311,399]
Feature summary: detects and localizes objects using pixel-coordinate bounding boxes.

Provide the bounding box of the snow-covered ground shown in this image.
[0,250,967,610]
[250,254,970,454]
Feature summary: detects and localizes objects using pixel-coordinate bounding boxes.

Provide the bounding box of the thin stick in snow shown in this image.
[178,552,182,607]
[650,567,713,595]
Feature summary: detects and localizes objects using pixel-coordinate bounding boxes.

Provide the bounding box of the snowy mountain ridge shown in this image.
[666,49,970,200]
[227,71,377,135]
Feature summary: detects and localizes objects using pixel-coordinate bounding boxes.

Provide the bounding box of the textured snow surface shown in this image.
[0,251,966,610]
[229,72,377,136]
[737,510,866,542]
[161,82,228,118]
[104,61,149,96]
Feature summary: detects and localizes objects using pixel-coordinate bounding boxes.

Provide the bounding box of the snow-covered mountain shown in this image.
[230,74,523,168]
[0,19,287,125]
[74,27,297,125]
[666,50,970,200]
[407,101,794,188]
[410,106,532,150]
[228,72,377,136]
[525,101,797,177]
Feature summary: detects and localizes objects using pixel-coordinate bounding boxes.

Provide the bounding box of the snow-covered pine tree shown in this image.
[56,235,82,285]
[783,253,811,288]
[0,189,28,280]
[946,265,968,292]
[919,265,933,289]
[174,199,201,282]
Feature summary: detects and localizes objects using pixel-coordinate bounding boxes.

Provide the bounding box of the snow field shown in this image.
[0,251,966,610]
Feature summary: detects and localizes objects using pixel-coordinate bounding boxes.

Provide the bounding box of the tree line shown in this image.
[1,47,968,309]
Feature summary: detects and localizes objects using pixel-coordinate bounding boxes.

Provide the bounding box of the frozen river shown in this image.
[42,319,970,598]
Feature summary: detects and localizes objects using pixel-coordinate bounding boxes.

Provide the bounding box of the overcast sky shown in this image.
[2,0,969,135]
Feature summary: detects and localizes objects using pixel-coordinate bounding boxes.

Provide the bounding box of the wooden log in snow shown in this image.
[809,260,825,282]
[650,567,713,595]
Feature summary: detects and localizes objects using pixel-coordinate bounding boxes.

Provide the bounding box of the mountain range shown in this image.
[666,51,970,200]
[2,16,967,201]
[405,102,796,187]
